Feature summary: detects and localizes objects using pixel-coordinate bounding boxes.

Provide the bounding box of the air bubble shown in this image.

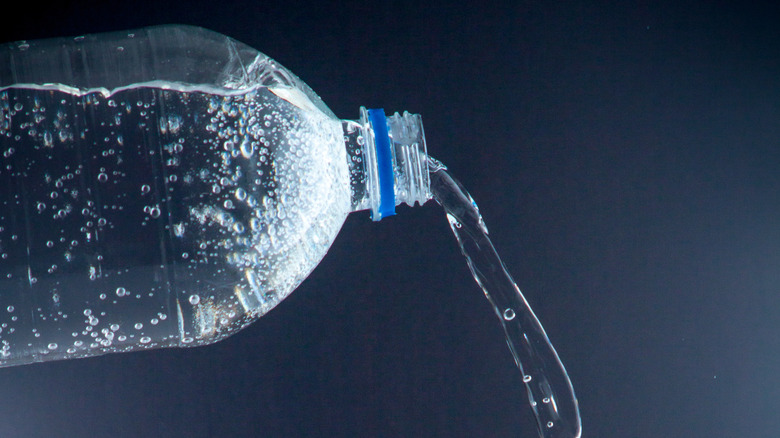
[503,308,516,321]
[116,287,127,297]
[523,375,532,383]
[240,138,254,158]
[189,295,200,305]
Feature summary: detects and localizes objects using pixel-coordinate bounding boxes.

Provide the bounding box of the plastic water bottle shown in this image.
[0,25,430,367]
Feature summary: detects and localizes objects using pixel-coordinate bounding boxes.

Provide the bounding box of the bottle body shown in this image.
[0,26,357,366]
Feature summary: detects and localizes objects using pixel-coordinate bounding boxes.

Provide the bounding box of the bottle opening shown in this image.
[359,107,431,221]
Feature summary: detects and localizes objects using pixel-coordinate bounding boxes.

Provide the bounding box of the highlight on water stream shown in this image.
[429,157,582,438]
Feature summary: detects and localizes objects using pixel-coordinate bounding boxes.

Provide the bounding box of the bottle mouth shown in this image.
[360,107,431,221]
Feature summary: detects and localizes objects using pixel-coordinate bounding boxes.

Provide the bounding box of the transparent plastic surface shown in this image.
[0,25,336,118]
[0,26,352,366]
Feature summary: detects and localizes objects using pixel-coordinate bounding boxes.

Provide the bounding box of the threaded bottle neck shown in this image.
[342,107,431,220]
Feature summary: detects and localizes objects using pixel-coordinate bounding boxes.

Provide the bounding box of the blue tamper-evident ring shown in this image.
[368,108,396,220]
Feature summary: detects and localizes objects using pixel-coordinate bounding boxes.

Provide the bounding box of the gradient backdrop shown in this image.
[2,1,779,437]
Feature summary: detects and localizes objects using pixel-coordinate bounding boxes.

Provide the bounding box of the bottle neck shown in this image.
[343,107,431,220]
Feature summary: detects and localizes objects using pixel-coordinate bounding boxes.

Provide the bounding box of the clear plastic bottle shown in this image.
[0,25,430,366]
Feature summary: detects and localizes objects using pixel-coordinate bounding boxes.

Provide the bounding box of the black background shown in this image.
[2,1,780,437]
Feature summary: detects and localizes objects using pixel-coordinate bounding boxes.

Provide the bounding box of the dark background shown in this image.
[2,1,780,437]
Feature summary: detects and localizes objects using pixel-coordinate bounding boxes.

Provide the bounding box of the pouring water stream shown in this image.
[428,157,581,438]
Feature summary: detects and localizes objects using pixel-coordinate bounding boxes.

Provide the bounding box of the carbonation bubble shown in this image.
[189,295,200,305]
[143,205,162,218]
[240,138,254,158]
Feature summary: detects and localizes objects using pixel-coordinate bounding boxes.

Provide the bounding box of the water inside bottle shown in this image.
[428,158,582,438]
[0,82,351,365]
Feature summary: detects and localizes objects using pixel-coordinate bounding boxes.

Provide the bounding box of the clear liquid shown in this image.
[429,159,582,438]
[0,83,350,366]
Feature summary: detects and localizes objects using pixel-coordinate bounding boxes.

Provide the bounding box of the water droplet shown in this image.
[47,343,58,350]
[523,375,532,383]
[116,287,127,297]
[140,184,151,194]
[6,306,13,313]
[189,295,200,305]
[503,308,516,321]
[134,322,143,330]
[97,172,108,183]
[140,336,151,344]
[547,421,554,428]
